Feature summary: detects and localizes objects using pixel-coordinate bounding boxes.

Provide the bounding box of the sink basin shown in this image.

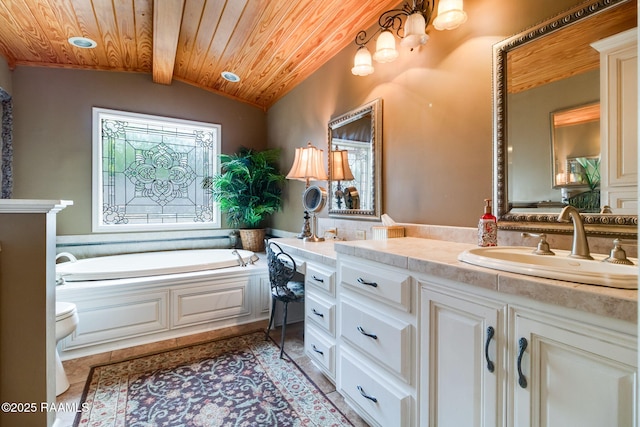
[458,246,638,289]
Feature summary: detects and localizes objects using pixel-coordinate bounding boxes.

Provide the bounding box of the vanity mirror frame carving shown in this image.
[328,98,382,220]
[492,0,637,237]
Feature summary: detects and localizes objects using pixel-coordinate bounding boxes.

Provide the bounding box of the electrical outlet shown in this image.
[355,230,366,240]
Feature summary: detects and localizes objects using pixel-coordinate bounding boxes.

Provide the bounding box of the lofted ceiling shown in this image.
[0,0,401,110]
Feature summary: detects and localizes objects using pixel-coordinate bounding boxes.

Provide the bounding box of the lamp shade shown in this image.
[330,150,355,181]
[400,12,429,48]
[286,142,328,182]
[373,30,399,63]
[351,46,374,76]
[433,0,467,30]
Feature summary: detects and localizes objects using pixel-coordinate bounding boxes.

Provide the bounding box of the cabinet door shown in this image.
[421,286,505,427]
[511,310,637,427]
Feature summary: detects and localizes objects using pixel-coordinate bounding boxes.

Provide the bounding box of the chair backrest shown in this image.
[265,240,298,299]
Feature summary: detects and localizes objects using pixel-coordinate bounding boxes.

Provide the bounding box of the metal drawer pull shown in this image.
[357,325,378,340]
[312,275,324,283]
[517,337,528,389]
[312,308,324,318]
[357,277,378,287]
[485,326,495,373]
[312,345,324,355]
[357,385,378,403]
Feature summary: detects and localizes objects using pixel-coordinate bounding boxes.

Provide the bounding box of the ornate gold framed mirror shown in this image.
[492,0,637,237]
[327,98,382,220]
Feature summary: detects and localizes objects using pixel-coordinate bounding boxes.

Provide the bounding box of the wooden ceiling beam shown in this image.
[153,0,185,85]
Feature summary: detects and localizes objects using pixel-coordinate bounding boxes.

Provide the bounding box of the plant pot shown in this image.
[239,229,266,252]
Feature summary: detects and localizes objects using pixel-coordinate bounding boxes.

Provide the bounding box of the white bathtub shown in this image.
[56,249,259,282]
[55,249,270,359]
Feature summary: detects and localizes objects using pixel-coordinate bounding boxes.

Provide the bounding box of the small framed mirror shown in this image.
[303,185,326,213]
[303,185,327,242]
[328,98,382,220]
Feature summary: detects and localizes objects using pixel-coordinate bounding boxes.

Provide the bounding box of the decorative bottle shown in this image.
[478,199,497,247]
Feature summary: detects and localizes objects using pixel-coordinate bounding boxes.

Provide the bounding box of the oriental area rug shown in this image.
[74,332,353,427]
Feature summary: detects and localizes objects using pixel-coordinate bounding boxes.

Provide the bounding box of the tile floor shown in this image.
[55,321,369,426]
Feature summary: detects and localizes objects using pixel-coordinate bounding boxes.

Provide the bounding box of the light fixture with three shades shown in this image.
[352,0,468,76]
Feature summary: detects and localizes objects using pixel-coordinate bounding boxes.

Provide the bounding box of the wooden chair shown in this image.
[265,240,305,358]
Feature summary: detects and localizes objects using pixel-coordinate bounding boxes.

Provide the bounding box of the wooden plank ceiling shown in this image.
[0,0,401,110]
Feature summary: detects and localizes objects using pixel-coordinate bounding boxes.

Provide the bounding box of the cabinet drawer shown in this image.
[306,292,335,336]
[341,262,412,311]
[306,264,335,296]
[339,351,412,427]
[305,325,336,378]
[341,299,412,381]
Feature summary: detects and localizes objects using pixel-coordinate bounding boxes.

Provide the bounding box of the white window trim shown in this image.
[92,107,221,233]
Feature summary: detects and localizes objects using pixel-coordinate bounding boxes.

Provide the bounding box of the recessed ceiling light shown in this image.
[68,37,97,49]
[221,71,240,82]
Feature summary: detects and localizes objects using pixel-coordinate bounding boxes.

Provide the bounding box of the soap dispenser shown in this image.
[478,199,497,247]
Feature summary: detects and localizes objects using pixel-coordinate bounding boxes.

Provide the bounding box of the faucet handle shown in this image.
[521,232,555,256]
[603,238,636,265]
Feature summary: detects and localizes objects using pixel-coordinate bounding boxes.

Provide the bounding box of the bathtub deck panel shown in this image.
[172,280,251,327]
[63,291,169,349]
[57,260,270,359]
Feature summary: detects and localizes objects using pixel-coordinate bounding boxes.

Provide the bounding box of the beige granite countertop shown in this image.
[274,237,637,323]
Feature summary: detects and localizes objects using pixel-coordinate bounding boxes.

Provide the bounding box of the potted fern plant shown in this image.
[202,147,285,252]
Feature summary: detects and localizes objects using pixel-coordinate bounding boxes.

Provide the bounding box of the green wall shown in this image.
[11,68,267,234]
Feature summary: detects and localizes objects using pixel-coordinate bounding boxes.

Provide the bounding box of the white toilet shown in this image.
[55,302,79,396]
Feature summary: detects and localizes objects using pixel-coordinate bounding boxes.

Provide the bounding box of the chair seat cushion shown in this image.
[271,280,305,302]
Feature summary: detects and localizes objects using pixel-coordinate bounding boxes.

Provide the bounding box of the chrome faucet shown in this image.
[558,206,593,260]
[232,249,247,267]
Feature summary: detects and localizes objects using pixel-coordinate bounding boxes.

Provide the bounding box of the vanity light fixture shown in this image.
[330,149,354,209]
[286,142,328,238]
[351,0,467,76]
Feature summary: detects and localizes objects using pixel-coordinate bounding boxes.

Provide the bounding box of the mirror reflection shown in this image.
[494,0,637,235]
[328,98,382,219]
[551,102,601,212]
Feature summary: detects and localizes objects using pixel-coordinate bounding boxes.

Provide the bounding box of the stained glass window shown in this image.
[92,108,220,232]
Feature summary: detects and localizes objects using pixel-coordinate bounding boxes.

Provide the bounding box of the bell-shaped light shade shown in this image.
[433,0,467,30]
[373,30,399,63]
[401,12,429,49]
[286,142,328,183]
[351,46,374,76]
[330,150,355,181]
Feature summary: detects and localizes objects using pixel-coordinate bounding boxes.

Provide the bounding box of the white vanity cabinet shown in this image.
[304,262,338,380]
[278,237,637,426]
[420,278,637,427]
[337,256,418,427]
